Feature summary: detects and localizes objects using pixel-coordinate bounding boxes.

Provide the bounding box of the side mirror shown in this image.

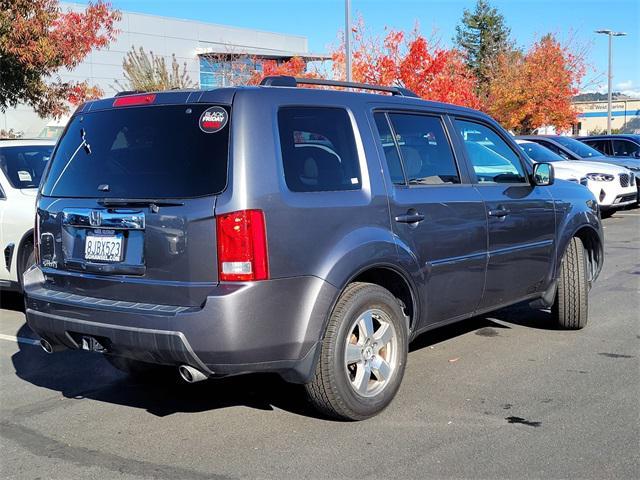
[532,162,554,186]
[632,151,640,159]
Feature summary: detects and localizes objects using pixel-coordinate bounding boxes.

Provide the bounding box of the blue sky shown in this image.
[73,0,640,96]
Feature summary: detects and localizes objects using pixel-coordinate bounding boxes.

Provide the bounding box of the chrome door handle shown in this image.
[395,212,425,223]
[488,207,510,218]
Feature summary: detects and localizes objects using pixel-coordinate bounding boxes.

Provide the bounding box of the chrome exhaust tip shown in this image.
[178,365,208,383]
[40,339,54,354]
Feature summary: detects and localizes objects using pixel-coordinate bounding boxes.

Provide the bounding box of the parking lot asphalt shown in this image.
[0,211,638,480]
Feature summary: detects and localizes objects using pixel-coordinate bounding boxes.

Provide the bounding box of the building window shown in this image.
[199,55,264,88]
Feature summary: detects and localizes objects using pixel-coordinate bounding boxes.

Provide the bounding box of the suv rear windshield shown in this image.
[41,104,230,198]
[0,145,53,189]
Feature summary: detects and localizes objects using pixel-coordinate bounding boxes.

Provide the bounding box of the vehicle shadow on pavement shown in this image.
[409,301,558,352]
[10,302,557,419]
[409,317,511,352]
[483,302,560,330]
[10,321,323,419]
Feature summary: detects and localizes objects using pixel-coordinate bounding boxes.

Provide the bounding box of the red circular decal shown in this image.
[199,106,228,133]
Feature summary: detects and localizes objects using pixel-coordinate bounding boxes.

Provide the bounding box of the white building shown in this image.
[2,3,327,137]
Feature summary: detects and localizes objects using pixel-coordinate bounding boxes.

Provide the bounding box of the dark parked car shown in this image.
[25,77,603,420]
[519,135,640,173]
[520,135,640,202]
[579,134,640,159]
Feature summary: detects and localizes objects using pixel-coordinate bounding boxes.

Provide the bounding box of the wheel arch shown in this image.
[319,227,422,339]
[554,222,603,287]
[16,228,35,282]
[571,224,603,284]
[330,262,419,337]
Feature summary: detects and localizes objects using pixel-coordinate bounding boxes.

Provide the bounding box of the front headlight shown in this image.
[586,173,615,182]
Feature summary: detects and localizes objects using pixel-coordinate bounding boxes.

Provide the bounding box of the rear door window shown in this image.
[278,107,361,192]
[373,113,406,185]
[384,113,460,185]
[613,139,640,157]
[41,104,230,198]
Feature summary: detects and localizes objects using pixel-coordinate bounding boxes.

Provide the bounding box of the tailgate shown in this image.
[37,196,218,307]
[36,101,230,307]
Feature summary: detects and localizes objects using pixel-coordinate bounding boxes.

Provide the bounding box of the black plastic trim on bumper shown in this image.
[4,243,15,272]
[27,308,213,375]
[26,307,321,383]
[613,193,638,204]
[27,287,193,316]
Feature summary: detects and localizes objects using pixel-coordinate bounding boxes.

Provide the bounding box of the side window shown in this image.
[455,119,527,184]
[380,112,460,185]
[278,107,361,192]
[585,139,610,155]
[373,113,406,185]
[540,141,570,159]
[613,139,640,157]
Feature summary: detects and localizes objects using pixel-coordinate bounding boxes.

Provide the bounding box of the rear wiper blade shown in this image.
[98,198,184,212]
[50,128,91,195]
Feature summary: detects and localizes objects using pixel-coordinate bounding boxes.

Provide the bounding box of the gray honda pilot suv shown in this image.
[25,76,604,420]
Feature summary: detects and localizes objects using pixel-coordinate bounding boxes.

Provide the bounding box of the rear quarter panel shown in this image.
[218,89,406,319]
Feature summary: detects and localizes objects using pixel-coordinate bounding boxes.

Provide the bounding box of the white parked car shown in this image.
[516,140,637,211]
[0,139,55,290]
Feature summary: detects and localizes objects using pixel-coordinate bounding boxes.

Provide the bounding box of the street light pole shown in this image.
[595,30,627,135]
[345,0,351,82]
[607,33,613,134]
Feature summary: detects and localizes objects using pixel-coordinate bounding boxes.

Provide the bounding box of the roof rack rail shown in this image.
[259,76,419,98]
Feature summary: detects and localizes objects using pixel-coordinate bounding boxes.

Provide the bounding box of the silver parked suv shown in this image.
[25,77,603,420]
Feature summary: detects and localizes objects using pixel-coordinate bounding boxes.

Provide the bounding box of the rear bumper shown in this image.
[23,266,337,383]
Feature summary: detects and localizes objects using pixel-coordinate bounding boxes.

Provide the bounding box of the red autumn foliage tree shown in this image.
[0,0,120,117]
[332,19,481,108]
[485,34,586,133]
[248,56,320,85]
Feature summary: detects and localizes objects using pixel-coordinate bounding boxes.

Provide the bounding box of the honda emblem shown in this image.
[89,210,102,227]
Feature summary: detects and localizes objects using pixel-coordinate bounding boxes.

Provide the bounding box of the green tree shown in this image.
[454,0,512,95]
[114,46,195,92]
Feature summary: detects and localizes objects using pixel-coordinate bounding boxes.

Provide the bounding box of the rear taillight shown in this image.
[34,212,40,264]
[216,210,269,282]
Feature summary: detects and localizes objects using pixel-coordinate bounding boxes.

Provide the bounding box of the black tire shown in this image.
[305,282,408,421]
[104,355,171,378]
[17,241,35,291]
[552,237,589,329]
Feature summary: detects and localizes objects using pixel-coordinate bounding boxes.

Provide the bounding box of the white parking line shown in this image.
[0,333,40,346]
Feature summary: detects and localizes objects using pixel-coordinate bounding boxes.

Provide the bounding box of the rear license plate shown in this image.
[85,234,123,262]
